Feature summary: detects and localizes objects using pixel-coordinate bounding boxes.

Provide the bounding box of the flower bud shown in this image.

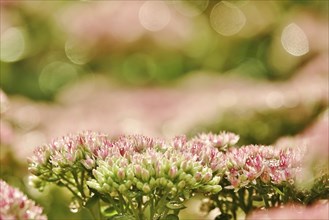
[87,180,101,191]
[93,169,105,182]
[203,172,212,182]
[149,178,156,188]
[177,181,186,189]
[117,168,125,181]
[125,180,133,189]
[167,181,174,188]
[141,169,150,182]
[82,156,95,170]
[208,176,221,185]
[169,166,178,179]
[160,177,167,187]
[142,184,151,194]
[134,165,142,178]
[137,181,144,190]
[211,185,222,193]
[194,172,202,182]
[119,184,127,193]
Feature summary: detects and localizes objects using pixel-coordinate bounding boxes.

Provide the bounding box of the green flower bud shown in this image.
[93,169,105,183]
[203,172,212,182]
[137,181,144,190]
[119,184,127,193]
[169,166,178,179]
[125,180,133,189]
[177,180,186,190]
[117,168,125,181]
[149,178,156,188]
[141,169,150,182]
[160,177,167,187]
[187,177,196,186]
[87,180,101,191]
[211,185,222,193]
[142,184,151,194]
[167,181,174,188]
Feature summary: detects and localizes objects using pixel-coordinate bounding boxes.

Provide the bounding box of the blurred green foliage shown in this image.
[1,0,328,100]
[190,101,327,145]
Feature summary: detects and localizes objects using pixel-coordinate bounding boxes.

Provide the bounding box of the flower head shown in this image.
[28,131,111,182]
[0,180,47,220]
[224,145,304,189]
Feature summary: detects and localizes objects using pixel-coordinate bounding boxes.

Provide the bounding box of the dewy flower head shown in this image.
[0,180,47,220]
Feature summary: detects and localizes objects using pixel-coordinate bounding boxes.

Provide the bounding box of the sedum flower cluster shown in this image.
[28,131,238,219]
[224,144,304,189]
[28,131,306,220]
[0,180,47,220]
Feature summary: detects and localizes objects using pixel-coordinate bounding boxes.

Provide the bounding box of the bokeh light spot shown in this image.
[139,1,171,32]
[266,91,284,109]
[39,61,78,95]
[281,23,309,56]
[173,0,209,17]
[210,1,246,36]
[0,27,25,62]
[65,39,90,65]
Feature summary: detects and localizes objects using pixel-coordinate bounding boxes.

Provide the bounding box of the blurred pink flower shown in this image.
[247,202,329,220]
[0,180,47,220]
[58,1,192,48]
[276,110,328,160]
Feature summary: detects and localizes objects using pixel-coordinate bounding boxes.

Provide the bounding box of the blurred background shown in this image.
[0,1,328,219]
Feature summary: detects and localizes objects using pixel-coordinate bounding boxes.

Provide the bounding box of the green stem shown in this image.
[247,187,254,212]
[262,194,270,208]
[127,195,140,219]
[149,195,155,220]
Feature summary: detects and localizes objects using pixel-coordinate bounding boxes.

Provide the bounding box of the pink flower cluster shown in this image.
[28,130,304,192]
[28,131,111,177]
[225,145,305,189]
[0,180,47,220]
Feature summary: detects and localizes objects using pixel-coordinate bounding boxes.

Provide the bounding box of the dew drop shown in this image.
[69,198,80,213]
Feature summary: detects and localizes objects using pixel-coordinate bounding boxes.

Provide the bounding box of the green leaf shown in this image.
[273,186,284,196]
[85,194,99,209]
[166,201,186,210]
[101,206,118,217]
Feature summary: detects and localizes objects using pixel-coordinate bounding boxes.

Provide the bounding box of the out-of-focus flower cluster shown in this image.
[0,180,47,220]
